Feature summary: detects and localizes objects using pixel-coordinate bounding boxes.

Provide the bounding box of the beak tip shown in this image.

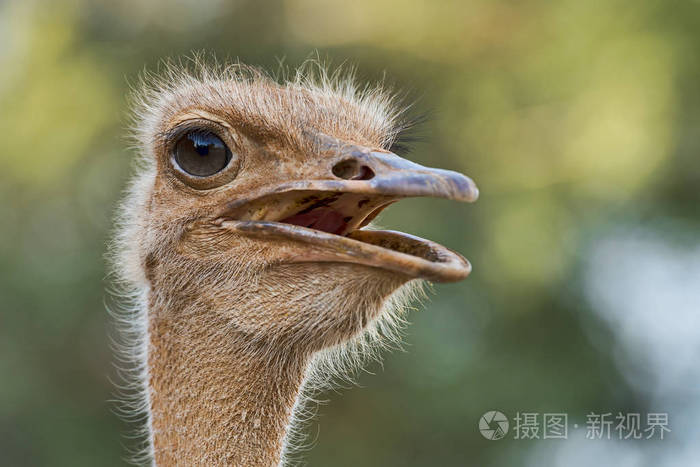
[457,176,479,203]
[469,184,479,202]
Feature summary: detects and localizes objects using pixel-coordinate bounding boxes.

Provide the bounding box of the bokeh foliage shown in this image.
[1,0,698,465]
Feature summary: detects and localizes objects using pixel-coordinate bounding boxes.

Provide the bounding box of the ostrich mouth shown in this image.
[217,169,478,283]
[215,141,478,282]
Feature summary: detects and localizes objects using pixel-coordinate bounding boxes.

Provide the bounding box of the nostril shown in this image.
[332,159,359,179]
[354,165,375,180]
[332,159,375,180]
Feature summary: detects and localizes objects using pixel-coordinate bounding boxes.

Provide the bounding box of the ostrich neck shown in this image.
[147,306,307,466]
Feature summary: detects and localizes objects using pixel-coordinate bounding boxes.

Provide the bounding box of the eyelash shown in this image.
[389,112,430,156]
[161,123,210,146]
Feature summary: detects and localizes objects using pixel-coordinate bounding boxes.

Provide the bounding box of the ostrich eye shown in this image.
[174,131,232,177]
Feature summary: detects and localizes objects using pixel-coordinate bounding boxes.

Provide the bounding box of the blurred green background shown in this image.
[2,0,699,465]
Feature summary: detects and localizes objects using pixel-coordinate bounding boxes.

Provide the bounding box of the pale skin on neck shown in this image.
[148,311,306,466]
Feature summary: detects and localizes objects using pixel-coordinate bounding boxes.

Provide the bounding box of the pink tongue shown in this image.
[280,207,348,235]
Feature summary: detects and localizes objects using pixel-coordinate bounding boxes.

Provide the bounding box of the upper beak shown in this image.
[222,144,479,220]
[327,147,479,203]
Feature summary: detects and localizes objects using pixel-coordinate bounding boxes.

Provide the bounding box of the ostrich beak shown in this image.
[218,143,478,282]
[324,147,478,202]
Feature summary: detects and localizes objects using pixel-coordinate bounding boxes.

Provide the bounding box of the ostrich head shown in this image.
[124,64,477,353]
[116,61,478,465]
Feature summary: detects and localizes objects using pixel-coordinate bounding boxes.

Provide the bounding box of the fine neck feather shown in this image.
[147,307,308,466]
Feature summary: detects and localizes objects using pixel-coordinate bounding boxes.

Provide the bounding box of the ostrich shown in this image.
[112,61,478,466]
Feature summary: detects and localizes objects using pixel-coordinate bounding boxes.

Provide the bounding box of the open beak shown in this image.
[216,143,478,282]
